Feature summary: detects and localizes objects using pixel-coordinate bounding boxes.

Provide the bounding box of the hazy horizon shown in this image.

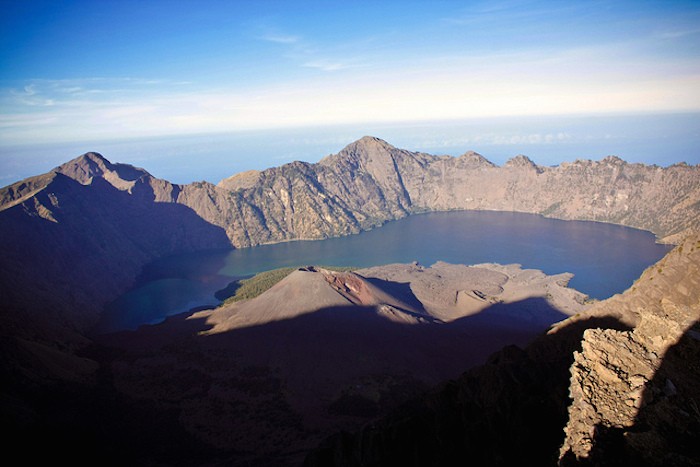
[1,111,699,186]
[2,1,699,184]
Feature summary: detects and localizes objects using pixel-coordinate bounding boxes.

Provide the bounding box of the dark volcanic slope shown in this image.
[0,153,230,342]
[88,263,580,465]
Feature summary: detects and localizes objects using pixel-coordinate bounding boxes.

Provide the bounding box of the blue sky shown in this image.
[1,0,699,182]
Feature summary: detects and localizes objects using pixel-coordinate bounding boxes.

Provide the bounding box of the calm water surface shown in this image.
[101,211,672,331]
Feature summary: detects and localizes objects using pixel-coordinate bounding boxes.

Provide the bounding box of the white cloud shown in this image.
[260,33,300,44]
[478,132,573,146]
[1,47,699,146]
[254,24,372,75]
[654,27,700,40]
[302,59,362,72]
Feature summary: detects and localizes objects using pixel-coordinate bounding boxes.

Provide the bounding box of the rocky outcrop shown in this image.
[304,235,700,466]
[559,234,700,465]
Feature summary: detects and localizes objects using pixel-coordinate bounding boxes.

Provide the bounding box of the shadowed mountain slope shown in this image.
[1,258,583,466]
[0,158,230,352]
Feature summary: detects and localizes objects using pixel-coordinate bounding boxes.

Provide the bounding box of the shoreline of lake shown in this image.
[100,210,672,332]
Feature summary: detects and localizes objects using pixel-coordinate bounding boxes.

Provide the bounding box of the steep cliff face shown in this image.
[409,155,700,243]
[0,154,230,341]
[304,235,700,466]
[213,136,700,247]
[558,234,700,465]
[214,136,699,246]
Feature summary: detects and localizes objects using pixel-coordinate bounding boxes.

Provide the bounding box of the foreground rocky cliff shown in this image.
[304,234,700,466]
[558,234,700,465]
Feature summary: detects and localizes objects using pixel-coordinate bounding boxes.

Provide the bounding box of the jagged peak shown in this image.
[217,169,262,191]
[601,155,625,165]
[55,152,115,181]
[58,151,109,170]
[319,136,400,167]
[340,136,397,154]
[458,151,495,167]
[55,152,151,190]
[566,155,627,167]
[505,154,538,168]
[79,151,110,164]
[356,135,395,148]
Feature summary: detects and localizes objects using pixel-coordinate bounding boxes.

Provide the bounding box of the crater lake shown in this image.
[98,210,672,332]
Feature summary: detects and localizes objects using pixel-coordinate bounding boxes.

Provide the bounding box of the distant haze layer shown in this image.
[1,112,698,186]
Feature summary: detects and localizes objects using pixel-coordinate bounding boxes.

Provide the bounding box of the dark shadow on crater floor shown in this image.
[303,315,633,467]
[362,276,428,314]
[3,286,628,467]
[76,294,584,466]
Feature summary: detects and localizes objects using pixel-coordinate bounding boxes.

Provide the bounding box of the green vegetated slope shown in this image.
[222,266,354,304]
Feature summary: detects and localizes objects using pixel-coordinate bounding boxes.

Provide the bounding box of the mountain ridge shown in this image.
[4,137,698,245]
[215,136,698,246]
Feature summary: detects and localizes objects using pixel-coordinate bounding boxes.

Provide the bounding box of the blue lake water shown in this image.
[100,210,672,332]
